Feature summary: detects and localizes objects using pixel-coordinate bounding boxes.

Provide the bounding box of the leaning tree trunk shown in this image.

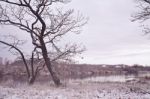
[40,39,61,86]
[29,75,36,84]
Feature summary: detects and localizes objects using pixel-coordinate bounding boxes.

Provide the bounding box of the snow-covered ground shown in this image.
[0,78,150,99]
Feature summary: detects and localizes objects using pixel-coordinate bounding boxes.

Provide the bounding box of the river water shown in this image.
[81,72,150,83]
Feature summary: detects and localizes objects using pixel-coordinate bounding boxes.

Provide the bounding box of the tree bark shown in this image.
[40,39,61,86]
[29,76,36,84]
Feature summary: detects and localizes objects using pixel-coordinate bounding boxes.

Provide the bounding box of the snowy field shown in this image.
[0,77,150,99]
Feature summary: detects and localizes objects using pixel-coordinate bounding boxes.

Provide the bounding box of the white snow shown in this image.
[0,79,150,99]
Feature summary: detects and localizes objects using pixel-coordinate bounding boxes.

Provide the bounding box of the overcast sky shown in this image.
[1,0,150,65]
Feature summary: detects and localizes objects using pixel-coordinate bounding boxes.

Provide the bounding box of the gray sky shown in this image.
[68,0,150,65]
[1,0,150,65]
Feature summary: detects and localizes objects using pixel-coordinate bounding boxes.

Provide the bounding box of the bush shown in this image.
[145,76,150,80]
[0,70,3,82]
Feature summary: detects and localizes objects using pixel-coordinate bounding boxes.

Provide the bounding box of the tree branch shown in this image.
[0,40,30,78]
[0,0,26,6]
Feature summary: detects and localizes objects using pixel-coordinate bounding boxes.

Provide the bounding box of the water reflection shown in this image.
[82,72,150,83]
[83,75,137,82]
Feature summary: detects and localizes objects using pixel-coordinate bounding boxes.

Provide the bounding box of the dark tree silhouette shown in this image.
[0,0,87,86]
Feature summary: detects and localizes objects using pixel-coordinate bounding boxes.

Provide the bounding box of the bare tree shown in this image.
[0,0,87,86]
[132,0,150,34]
